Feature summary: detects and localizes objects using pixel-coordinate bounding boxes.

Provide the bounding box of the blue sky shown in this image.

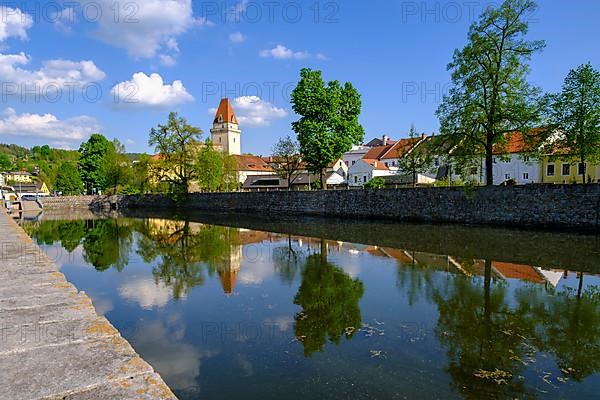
[0,0,599,154]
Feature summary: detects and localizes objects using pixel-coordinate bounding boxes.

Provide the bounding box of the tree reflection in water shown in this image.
[293,240,365,357]
[136,219,241,299]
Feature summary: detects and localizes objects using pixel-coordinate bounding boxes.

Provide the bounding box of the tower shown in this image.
[210,98,241,155]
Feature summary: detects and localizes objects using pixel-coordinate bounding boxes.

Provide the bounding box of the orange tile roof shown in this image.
[493,129,546,155]
[362,159,390,170]
[234,154,275,172]
[492,261,546,284]
[363,138,422,161]
[213,98,237,124]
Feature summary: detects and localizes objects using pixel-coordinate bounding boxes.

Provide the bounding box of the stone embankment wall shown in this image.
[41,184,600,231]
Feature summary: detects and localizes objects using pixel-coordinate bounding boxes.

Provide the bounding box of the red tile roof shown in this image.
[213,98,237,124]
[234,154,275,172]
[362,159,390,170]
[362,138,422,161]
[492,261,546,284]
[493,129,546,155]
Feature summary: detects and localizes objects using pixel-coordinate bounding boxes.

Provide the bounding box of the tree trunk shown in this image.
[485,141,494,186]
[483,259,492,322]
[320,238,327,263]
[577,273,584,300]
[581,155,586,185]
[320,169,327,190]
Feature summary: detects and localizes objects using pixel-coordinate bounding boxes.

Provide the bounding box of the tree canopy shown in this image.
[54,162,83,195]
[436,0,545,185]
[548,63,600,183]
[79,134,114,193]
[149,112,203,195]
[291,68,364,188]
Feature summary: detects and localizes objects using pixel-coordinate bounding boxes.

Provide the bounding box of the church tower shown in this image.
[210,98,241,155]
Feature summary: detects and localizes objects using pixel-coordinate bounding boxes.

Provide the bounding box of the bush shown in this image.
[364,177,386,189]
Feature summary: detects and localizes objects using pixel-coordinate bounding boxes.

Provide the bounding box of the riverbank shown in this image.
[0,209,177,399]
[41,184,600,232]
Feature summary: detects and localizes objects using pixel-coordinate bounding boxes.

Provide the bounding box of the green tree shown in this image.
[271,135,303,189]
[291,68,364,189]
[436,0,545,186]
[149,112,202,195]
[54,162,83,195]
[196,141,227,192]
[293,241,365,357]
[129,154,154,194]
[364,176,386,189]
[79,134,113,193]
[397,125,431,187]
[102,139,132,194]
[549,63,600,183]
[0,153,12,171]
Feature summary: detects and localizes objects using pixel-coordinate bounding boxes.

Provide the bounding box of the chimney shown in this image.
[382,135,389,146]
[421,133,427,139]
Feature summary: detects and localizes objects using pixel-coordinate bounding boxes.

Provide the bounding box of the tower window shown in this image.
[219,137,222,143]
[217,115,222,123]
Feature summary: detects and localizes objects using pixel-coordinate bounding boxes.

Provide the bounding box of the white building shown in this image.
[452,131,543,185]
[343,146,372,169]
[348,159,393,187]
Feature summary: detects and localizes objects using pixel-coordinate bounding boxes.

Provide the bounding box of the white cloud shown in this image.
[52,7,77,33]
[231,96,288,127]
[229,32,246,43]
[86,0,210,59]
[0,6,32,42]
[0,52,105,90]
[0,108,99,145]
[111,72,193,108]
[119,277,174,309]
[158,54,177,67]
[259,45,326,60]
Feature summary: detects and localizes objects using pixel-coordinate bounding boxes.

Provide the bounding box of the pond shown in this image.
[21,212,600,399]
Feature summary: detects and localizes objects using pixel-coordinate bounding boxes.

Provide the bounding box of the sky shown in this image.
[0,0,598,155]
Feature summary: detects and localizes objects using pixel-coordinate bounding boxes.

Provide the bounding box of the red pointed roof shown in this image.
[213,98,237,124]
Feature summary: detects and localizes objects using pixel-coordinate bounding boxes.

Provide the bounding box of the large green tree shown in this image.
[102,139,132,194]
[291,68,364,188]
[549,63,600,183]
[79,134,113,194]
[54,162,83,195]
[196,141,236,192]
[149,112,202,195]
[436,0,545,186]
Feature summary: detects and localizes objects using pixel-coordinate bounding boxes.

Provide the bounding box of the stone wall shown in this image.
[42,185,600,231]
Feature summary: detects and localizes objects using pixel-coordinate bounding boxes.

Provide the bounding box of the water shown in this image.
[21,213,600,399]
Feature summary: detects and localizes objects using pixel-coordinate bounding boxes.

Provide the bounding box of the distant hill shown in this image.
[0,143,146,189]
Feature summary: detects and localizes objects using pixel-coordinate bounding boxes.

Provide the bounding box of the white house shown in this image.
[343,146,371,169]
[348,159,393,187]
[448,131,547,185]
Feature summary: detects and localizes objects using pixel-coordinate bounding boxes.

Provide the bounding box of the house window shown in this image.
[363,176,367,183]
[392,161,396,166]
[493,158,497,164]
[562,164,571,176]
[345,161,349,166]
[354,176,358,183]
[546,164,555,177]
[505,174,511,180]
[578,163,587,176]
[219,137,222,143]
[352,161,356,165]
[523,173,529,180]
[523,156,530,163]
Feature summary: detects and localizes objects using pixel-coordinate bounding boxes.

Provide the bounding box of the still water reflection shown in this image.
[22,215,600,399]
